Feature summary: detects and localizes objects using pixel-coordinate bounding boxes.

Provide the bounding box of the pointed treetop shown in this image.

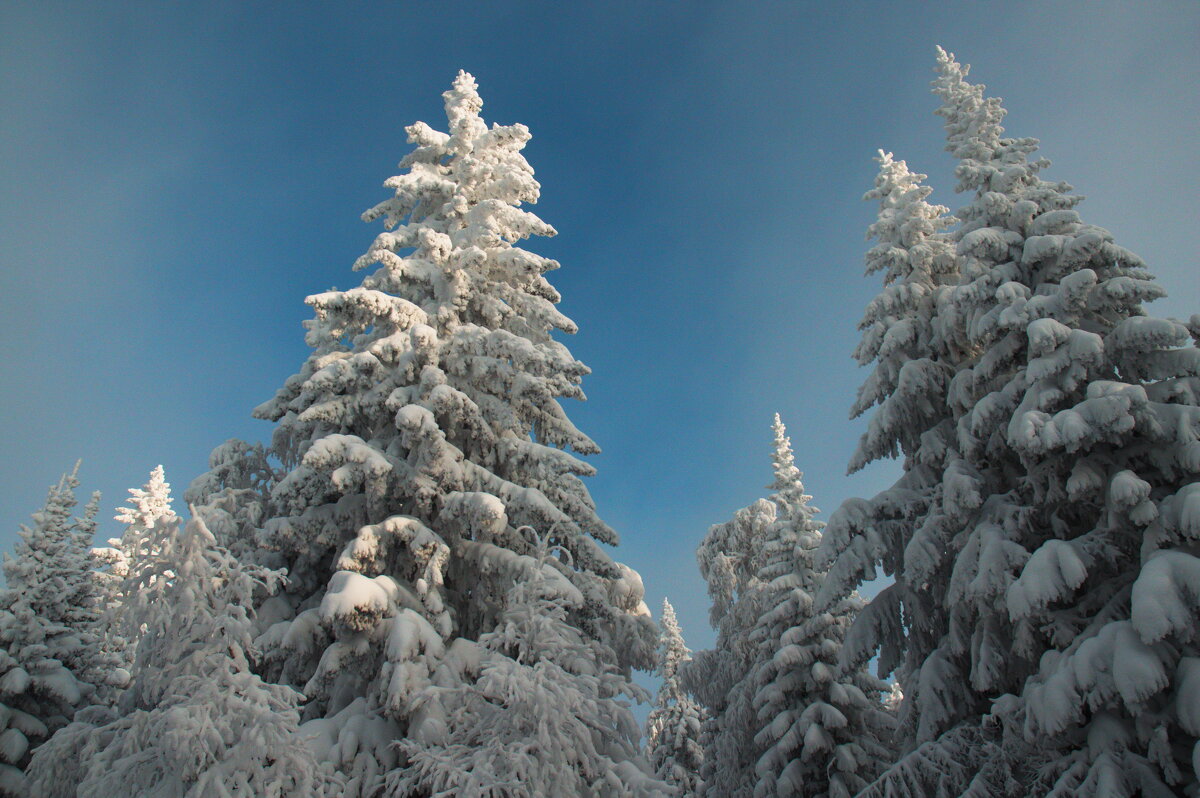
[863,150,940,231]
[865,150,931,204]
[660,598,685,651]
[768,415,814,516]
[452,69,479,97]
[859,149,955,292]
[12,463,83,560]
[657,597,691,694]
[5,463,86,597]
[40,460,83,530]
[769,413,796,482]
[661,595,678,624]
[76,490,102,539]
[931,46,1008,162]
[444,69,486,140]
[115,465,176,529]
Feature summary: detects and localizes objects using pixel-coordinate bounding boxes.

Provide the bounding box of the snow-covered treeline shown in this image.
[2,48,1196,798]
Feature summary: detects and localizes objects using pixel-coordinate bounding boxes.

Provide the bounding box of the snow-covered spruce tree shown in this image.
[686,417,891,798]
[848,150,959,474]
[750,416,893,798]
[824,48,1200,797]
[0,465,113,795]
[90,465,181,683]
[394,527,666,797]
[92,464,179,617]
[646,598,704,795]
[26,510,338,798]
[685,494,774,798]
[187,71,657,792]
[115,465,178,538]
[816,134,967,774]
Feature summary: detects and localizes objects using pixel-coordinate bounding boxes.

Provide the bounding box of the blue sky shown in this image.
[2,1,1197,666]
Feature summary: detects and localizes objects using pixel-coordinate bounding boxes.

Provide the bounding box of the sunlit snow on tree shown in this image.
[186,70,658,794]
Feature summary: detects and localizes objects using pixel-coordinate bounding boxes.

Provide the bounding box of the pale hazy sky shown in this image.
[2,1,1197,662]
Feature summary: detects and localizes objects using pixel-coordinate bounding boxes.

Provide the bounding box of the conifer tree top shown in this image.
[114,465,174,529]
[768,414,816,519]
[861,150,954,281]
[5,462,83,594]
[932,46,1049,198]
[444,70,488,142]
[932,46,1006,155]
[657,597,690,691]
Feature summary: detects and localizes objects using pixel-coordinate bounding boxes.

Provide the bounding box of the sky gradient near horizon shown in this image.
[2,1,1198,672]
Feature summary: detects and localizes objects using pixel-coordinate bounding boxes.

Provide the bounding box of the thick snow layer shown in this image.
[1131,552,1200,644]
[1007,540,1088,620]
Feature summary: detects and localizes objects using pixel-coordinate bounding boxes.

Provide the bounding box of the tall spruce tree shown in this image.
[187,71,657,792]
[687,494,775,798]
[821,48,1200,797]
[646,598,704,795]
[688,417,890,798]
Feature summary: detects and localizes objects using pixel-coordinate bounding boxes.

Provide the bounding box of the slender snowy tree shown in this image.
[90,465,182,685]
[822,48,1200,797]
[646,598,704,795]
[817,143,967,768]
[187,70,657,792]
[0,473,83,794]
[26,509,338,797]
[751,416,893,798]
[92,465,179,611]
[849,150,959,473]
[394,527,666,797]
[688,417,891,798]
[686,495,775,798]
[0,465,114,795]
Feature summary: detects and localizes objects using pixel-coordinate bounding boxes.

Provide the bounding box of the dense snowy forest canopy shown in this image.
[2,36,1197,798]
